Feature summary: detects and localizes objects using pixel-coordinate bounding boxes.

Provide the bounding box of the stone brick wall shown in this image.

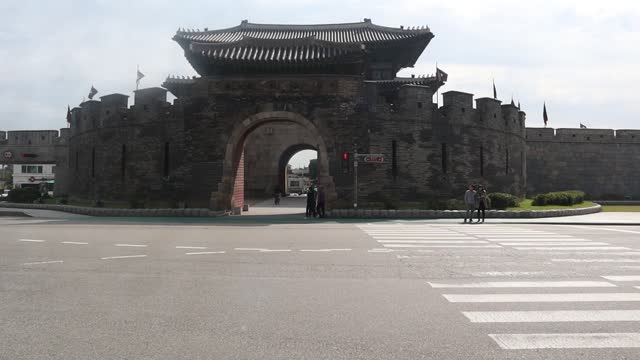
[63,75,530,210]
[526,128,640,199]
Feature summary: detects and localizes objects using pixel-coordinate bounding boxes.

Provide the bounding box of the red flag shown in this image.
[66,105,71,123]
[543,102,549,127]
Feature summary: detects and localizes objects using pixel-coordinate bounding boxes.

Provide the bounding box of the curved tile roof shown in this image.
[174,19,432,45]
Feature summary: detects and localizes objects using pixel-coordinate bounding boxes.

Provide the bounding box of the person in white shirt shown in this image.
[463,184,476,224]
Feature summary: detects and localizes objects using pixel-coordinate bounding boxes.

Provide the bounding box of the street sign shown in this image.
[361,154,385,163]
[2,151,12,159]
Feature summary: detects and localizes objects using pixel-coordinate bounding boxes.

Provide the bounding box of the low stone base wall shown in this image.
[0,202,226,217]
[595,201,640,206]
[327,205,601,219]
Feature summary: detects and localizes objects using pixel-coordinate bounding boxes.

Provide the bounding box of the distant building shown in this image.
[287,174,311,194]
[12,164,55,190]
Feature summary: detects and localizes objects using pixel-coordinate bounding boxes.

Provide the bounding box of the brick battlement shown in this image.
[526,128,640,143]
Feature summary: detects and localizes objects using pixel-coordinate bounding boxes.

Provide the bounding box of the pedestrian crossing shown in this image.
[358,223,640,255]
[430,277,640,350]
[360,223,640,352]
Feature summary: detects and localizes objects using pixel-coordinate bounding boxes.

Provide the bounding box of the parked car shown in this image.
[0,189,9,199]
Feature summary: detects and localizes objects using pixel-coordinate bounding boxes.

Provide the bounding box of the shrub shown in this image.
[423,198,466,210]
[7,188,41,203]
[532,190,585,206]
[487,192,519,209]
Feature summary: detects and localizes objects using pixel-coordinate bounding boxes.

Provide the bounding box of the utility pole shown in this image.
[353,143,358,209]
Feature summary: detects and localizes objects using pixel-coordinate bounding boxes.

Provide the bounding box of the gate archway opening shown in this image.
[279,146,317,196]
[212,111,334,213]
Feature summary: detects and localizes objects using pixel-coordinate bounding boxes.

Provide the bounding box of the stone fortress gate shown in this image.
[46,19,530,210]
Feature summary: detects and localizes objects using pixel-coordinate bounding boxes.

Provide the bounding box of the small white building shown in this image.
[12,164,55,190]
[287,173,311,194]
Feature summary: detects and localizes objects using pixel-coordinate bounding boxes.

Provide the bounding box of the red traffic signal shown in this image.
[342,152,349,160]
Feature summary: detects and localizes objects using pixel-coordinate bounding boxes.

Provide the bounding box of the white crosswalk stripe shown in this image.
[406,224,640,352]
[430,273,640,350]
[489,333,640,349]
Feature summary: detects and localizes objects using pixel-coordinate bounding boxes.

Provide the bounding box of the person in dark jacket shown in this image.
[475,185,488,223]
[316,186,326,218]
[305,187,316,218]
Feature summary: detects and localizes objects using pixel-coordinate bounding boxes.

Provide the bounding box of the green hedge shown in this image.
[7,188,41,203]
[532,190,585,206]
[487,193,519,209]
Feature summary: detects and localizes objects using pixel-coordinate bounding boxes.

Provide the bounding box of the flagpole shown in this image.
[436,62,439,108]
[136,65,139,91]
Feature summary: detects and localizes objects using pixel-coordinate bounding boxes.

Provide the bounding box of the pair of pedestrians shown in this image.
[464,184,488,223]
[305,185,326,218]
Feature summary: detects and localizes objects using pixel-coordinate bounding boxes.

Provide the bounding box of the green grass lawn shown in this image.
[507,199,596,211]
[601,205,640,212]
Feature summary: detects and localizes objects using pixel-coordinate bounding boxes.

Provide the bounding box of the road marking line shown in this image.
[115,244,147,247]
[514,246,630,251]
[22,260,64,265]
[62,241,89,245]
[444,293,640,303]
[428,281,616,288]
[546,251,640,256]
[383,244,501,248]
[371,236,474,239]
[564,225,640,234]
[602,275,640,282]
[18,239,45,242]
[553,259,640,263]
[471,271,545,277]
[176,246,207,249]
[185,251,225,255]
[101,255,147,260]
[463,310,640,323]
[300,249,352,252]
[500,242,608,246]
[234,248,291,252]
[367,248,394,253]
[377,240,488,244]
[489,333,640,349]
[480,235,573,238]
[486,238,587,242]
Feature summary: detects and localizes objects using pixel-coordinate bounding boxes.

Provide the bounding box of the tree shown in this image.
[308,159,318,179]
[0,165,12,189]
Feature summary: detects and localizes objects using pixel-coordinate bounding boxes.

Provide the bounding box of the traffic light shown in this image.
[342,152,350,173]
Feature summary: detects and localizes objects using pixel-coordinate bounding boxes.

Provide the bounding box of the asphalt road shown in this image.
[2,216,640,359]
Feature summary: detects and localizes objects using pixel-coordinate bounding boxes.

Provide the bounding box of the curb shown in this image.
[326,205,602,219]
[0,210,31,217]
[0,202,227,218]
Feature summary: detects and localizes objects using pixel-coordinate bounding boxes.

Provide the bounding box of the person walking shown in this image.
[305,186,316,218]
[273,188,281,205]
[476,185,488,223]
[464,184,476,224]
[316,185,326,218]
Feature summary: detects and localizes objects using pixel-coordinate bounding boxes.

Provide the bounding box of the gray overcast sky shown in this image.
[1,0,638,136]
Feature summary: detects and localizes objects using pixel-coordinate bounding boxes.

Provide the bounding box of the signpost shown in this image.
[352,148,385,209]
[362,154,385,163]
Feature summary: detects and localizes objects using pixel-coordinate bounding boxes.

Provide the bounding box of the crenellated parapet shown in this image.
[526,128,640,143]
[68,87,176,136]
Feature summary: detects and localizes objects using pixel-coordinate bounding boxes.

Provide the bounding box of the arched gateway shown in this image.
[212,111,334,211]
[60,19,529,211]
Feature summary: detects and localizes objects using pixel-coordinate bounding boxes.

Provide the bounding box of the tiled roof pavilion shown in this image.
[173,19,435,78]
